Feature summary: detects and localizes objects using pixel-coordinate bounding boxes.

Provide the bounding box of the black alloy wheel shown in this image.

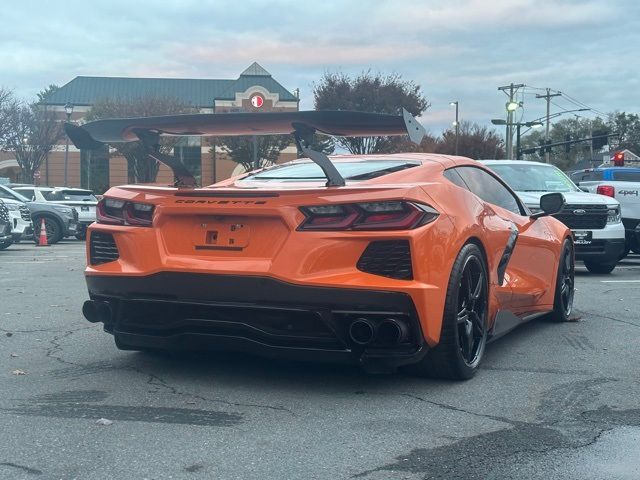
[32,217,62,244]
[456,255,487,367]
[549,239,575,322]
[409,243,488,380]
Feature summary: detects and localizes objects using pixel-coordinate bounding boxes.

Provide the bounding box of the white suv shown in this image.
[13,186,97,240]
[0,187,33,245]
[482,160,625,274]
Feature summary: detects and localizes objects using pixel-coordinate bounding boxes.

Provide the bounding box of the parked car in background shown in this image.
[0,185,33,245]
[482,160,625,274]
[0,200,13,250]
[569,167,640,257]
[0,185,78,244]
[12,187,97,240]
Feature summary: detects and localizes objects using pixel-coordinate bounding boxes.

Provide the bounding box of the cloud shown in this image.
[375,0,614,31]
[0,0,637,134]
[172,36,457,67]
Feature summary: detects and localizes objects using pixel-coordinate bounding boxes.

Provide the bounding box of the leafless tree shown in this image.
[3,102,64,183]
[86,97,193,183]
[218,135,292,173]
[437,121,505,159]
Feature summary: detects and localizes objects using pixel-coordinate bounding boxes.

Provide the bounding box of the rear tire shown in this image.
[0,240,12,250]
[548,239,575,322]
[410,243,488,380]
[584,260,616,274]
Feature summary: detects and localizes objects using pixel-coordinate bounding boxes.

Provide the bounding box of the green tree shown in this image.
[438,121,505,159]
[86,97,193,182]
[608,112,640,153]
[520,116,609,170]
[313,71,429,154]
[37,84,60,104]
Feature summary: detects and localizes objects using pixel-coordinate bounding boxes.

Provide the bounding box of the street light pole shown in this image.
[63,103,74,186]
[450,101,459,155]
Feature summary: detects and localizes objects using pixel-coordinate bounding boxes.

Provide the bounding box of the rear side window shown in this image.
[572,171,603,181]
[612,170,640,182]
[57,190,97,201]
[443,169,469,189]
[455,166,523,215]
[18,188,35,200]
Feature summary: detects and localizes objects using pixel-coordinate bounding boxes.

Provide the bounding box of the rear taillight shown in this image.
[597,185,615,198]
[298,201,438,231]
[97,198,155,227]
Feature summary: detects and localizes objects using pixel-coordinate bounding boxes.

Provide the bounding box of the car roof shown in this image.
[480,159,556,167]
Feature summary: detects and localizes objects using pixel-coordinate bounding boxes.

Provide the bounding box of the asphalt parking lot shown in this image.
[1,241,639,480]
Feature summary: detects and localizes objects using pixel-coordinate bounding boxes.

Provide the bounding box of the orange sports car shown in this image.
[67,110,575,379]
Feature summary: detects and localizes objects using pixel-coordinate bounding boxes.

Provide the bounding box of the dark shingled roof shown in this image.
[42,63,298,107]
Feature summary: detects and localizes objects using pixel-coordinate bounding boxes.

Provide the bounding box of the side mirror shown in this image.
[532,192,565,218]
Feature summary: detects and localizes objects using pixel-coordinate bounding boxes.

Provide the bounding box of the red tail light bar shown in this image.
[97,198,155,226]
[299,201,438,231]
[596,185,615,198]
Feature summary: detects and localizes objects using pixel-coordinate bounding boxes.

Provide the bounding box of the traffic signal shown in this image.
[592,130,609,150]
[538,141,551,156]
[612,151,624,166]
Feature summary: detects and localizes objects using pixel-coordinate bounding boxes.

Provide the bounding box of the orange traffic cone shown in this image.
[36,218,49,247]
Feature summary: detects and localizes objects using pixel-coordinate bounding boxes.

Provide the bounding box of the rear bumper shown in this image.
[64,220,78,236]
[86,273,427,371]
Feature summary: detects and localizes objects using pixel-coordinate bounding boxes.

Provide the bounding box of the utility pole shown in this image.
[498,83,524,158]
[212,99,217,184]
[536,88,561,163]
[450,101,459,155]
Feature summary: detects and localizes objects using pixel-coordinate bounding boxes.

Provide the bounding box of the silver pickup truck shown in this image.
[570,167,640,257]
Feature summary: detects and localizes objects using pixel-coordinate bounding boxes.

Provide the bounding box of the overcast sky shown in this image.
[2,0,638,134]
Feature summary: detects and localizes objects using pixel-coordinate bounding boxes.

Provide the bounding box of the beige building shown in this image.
[1,63,299,191]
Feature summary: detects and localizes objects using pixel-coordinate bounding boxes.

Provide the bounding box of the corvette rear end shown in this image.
[69,109,574,379]
[84,171,451,372]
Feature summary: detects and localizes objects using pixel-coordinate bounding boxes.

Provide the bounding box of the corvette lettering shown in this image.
[175,199,267,205]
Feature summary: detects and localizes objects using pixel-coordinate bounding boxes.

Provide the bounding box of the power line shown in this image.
[558,92,610,118]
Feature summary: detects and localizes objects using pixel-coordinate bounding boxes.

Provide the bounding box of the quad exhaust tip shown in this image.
[377,318,409,345]
[348,317,410,346]
[82,300,112,324]
[349,318,376,345]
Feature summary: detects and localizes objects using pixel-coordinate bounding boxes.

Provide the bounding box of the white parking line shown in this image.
[600,280,640,283]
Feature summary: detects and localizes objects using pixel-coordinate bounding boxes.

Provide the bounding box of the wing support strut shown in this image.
[292,122,345,187]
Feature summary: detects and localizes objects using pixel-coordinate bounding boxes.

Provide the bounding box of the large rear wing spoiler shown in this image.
[64,109,425,188]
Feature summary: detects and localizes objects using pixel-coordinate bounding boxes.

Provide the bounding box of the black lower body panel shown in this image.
[86,273,426,370]
[575,238,625,263]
